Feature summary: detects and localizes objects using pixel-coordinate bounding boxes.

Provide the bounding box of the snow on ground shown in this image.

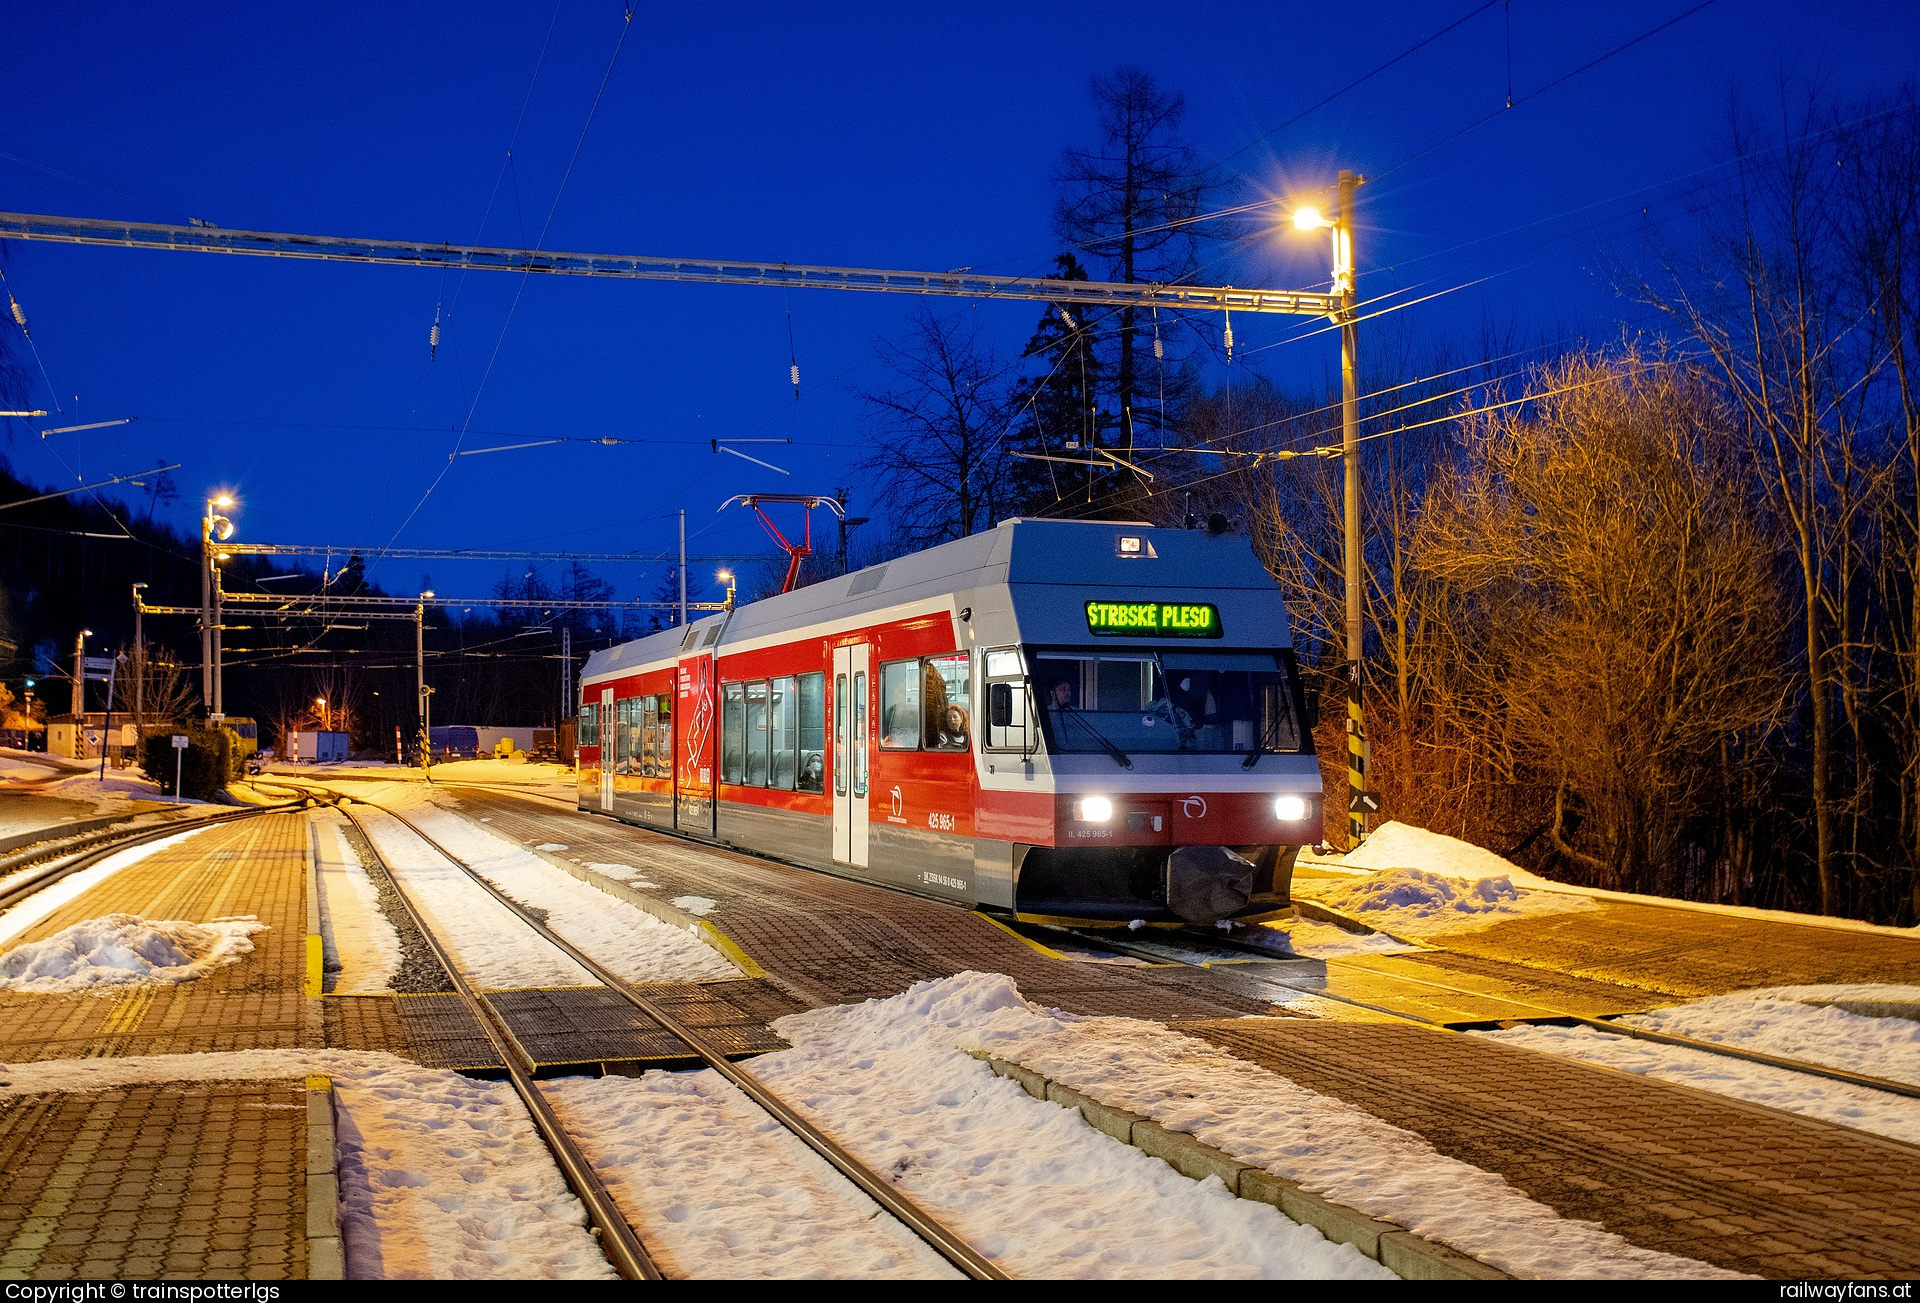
[543,1075,960,1279]
[950,973,1735,1279]
[585,862,659,889]
[0,1048,612,1280]
[0,912,267,992]
[1476,1023,1920,1148]
[375,790,739,984]
[1319,821,1920,938]
[1617,988,1920,1086]
[554,973,1391,1280]
[313,809,402,994]
[0,825,216,949]
[1308,866,1593,936]
[1257,917,1418,958]
[671,895,718,917]
[352,803,596,990]
[535,842,568,851]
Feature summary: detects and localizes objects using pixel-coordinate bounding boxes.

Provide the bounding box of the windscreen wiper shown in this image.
[1241,702,1294,770]
[1060,710,1132,769]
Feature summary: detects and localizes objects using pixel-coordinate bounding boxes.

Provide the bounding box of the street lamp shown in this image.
[717,570,737,611]
[316,696,328,731]
[131,583,148,724]
[1292,169,1368,847]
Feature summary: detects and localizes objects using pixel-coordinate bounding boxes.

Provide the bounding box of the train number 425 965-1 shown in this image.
[927,811,956,831]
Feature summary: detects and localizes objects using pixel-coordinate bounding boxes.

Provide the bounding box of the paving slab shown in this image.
[1176,1017,1920,1280]
[0,1080,309,1281]
[0,812,314,1064]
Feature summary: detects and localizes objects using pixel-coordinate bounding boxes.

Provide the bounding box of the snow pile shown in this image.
[947,973,1733,1279]
[672,896,718,917]
[1339,821,1554,888]
[0,913,268,992]
[1310,866,1591,935]
[556,973,1389,1279]
[0,1048,611,1280]
[367,793,738,985]
[585,862,659,889]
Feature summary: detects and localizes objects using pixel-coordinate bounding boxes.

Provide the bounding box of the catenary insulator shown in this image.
[1223,320,1234,359]
[1058,307,1075,330]
[8,297,25,332]
[1153,335,1163,360]
[790,363,800,387]
[429,322,441,351]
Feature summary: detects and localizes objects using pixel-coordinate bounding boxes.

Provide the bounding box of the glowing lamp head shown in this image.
[421,590,435,599]
[212,494,234,508]
[1292,206,1328,231]
[1274,795,1310,822]
[1078,796,1114,823]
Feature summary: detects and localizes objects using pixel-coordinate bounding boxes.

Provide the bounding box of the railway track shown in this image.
[320,788,1008,1281]
[1035,921,1920,1104]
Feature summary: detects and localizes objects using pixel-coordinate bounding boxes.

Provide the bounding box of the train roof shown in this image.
[581,518,1291,686]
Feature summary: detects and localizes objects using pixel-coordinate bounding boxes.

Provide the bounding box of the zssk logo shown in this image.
[1181,795,1207,819]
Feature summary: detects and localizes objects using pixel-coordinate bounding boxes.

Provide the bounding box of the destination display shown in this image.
[1084,600,1223,638]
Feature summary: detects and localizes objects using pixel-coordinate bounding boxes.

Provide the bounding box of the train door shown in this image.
[831,643,870,867]
[599,687,614,811]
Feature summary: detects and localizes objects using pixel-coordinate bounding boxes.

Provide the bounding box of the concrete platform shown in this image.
[1176,1018,1920,1280]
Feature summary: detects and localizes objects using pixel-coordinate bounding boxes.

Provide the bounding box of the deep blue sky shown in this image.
[4,1,1917,608]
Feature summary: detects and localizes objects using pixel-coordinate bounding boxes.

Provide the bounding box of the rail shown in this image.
[319,786,1006,1279]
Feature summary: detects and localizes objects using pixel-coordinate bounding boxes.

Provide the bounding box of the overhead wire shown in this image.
[385,4,637,555]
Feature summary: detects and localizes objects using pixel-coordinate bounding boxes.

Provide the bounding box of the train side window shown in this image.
[797,672,826,793]
[654,693,672,774]
[833,673,848,796]
[613,698,634,774]
[579,702,598,748]
[879,659,920,749]
[923,653,970,751]
[984,647,1030,751]
[639,696,658,777]
[721,682,745,785]
[745,680,771,787]
[769,676,798,790]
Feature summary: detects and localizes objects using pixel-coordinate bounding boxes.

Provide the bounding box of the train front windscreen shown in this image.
[1031,649,1305,756]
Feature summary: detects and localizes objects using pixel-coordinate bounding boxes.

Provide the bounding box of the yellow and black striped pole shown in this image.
[1347,660,1368,847]
[1335,169,1369,850]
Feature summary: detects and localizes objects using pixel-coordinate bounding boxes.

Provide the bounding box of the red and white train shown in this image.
[576,518,1321,924]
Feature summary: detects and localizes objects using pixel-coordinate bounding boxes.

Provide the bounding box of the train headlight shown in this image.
[1274,795,1309,822]
[1077,796,1114,823]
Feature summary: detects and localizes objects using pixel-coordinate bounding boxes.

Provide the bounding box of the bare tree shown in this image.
[857,307,1014,550]
[1416,352,1789,891]
[1634,92,1859,911]
[1055,67,1210,461]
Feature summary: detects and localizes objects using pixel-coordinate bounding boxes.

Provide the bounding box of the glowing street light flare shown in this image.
[1292,206,1329,231]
